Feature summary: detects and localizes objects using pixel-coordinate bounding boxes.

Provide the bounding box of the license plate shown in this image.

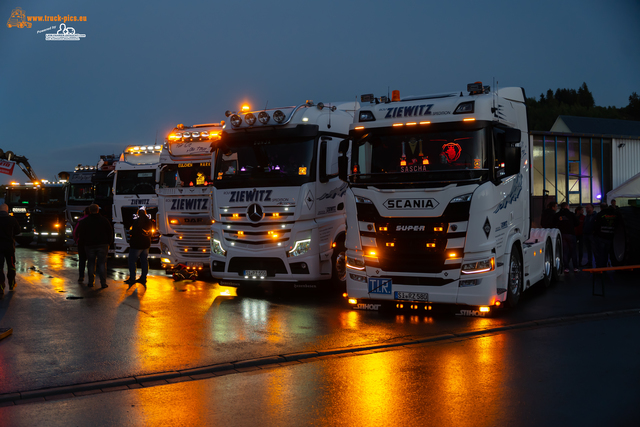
[47,238,57,242]
[187,262,203,268]
[395,291,429,301]
[245,270,267,277]
[368,278,392,294]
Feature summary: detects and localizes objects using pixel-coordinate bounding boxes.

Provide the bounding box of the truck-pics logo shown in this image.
[384,198,439,210]
[168,198,208,211]
[7,7,31,28]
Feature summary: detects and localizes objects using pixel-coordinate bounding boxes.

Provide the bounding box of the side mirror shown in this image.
[338,139,349,182]
[505,146,521,177]
[319,141,328,183]
[505,128,521,144]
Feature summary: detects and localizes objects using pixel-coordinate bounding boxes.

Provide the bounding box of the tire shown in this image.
[331,240,346,290]
[16,237,33,247]
[552,235,562,281]
[505,244,523,308]
[542,238,553,287]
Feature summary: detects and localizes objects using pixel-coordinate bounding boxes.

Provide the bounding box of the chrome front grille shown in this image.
[218,205,296,249]
[171,225,211,259]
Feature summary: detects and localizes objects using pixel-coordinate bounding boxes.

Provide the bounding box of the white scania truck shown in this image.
[339,83,562,315]
[112,144,163,260]
[158,124,222,274]
[208,100,357,289]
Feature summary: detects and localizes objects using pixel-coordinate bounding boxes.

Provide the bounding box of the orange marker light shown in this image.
[423,158,430,165]
[232,213,239,218]
[406,122,417,126]
[241,104,250,112]
[400,160,407,166]
[393,123,404,127]
[386,242,395,247]
[463,118,476,122]
[419,121,431,125]
[355,126,365,130]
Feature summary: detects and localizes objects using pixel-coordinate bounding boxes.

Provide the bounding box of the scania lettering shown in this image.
[112,145,163,260]
[158,123,222,274]
[209,100,358,289]
[339,84,562,314]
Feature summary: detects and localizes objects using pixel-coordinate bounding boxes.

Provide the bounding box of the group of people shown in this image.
[541,199,622,270]
[73,205,153,287]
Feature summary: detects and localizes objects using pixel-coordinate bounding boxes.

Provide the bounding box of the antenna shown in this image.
[155,130,158,144]
[264,101,268,110]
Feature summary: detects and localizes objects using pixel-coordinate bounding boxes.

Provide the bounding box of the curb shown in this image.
[2,307,639,406]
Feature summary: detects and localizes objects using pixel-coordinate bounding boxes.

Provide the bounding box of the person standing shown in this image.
[73,207,90,283]
[0,203,21,298]
[555,201,579,272]
[76,204,113,288]
[593,202,622,268]
[582,203,597,268]
[125,207,153,286]
[540,201,558,229]
[574,206,585,266]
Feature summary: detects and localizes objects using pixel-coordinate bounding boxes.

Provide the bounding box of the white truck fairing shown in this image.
[209,101,357,288]
[112,145,163,260]
[342,85,561,313]
[157,123,221,273]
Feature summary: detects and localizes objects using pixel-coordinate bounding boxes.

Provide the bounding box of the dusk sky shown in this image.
[2,0,639,184]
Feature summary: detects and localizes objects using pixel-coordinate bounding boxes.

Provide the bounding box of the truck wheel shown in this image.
[505,245,523,308]
[331,241,347,289]
[16,237,33,247]
[542,239,553,287]
[552,235,562,281]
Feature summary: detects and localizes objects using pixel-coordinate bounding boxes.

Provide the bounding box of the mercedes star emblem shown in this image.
[247,204,264,222]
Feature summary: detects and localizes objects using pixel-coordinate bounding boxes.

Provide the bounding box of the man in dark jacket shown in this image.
[73,207,90,283]
[582,203,597,267]
[593,202,622,268]
[555,202,579,273]
[125,207,153,286]
[76,204,113,288]
[0,203,21,298]
[540,201,558,228]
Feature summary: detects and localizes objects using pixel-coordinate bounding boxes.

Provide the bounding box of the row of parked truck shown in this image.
[2,82,563,315]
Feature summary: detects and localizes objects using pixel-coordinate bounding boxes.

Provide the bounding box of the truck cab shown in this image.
[4,182,37,246]
[112,145,162,261]
[209,101,356,289]
[341,84,562,314]
[158,124,221,274]
[33,182,66,248]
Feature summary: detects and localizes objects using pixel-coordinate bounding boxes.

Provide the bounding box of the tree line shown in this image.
[525,82,640,131]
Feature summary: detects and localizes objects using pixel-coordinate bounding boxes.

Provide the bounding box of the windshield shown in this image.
[5,189,36,206]
[38,187,65,207]
[214,137,316,189]
[68,184,93,204]
[116,169,157,195]
[160,162,213,188]
[350,127,488,185]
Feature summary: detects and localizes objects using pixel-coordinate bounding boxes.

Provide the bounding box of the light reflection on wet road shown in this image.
[1,246,640,397]
[2,316,639,426]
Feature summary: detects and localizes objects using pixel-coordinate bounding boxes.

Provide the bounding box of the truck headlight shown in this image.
[461,257,495,274]
[450,193,473,203]
[346,256,365,270]
[211,234,226,256]
[288,239,311,257]
[161,242,171,256]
